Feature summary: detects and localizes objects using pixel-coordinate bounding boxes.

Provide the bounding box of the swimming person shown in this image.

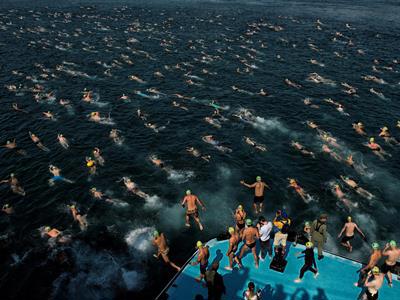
[2,204,14,215]
[29,131,50,152]
[364,267,384,300]
[353,122,367,136]
[57,134,69,149]
[238,219,260,268]
[0,173,25,196]
[291,141,315,158]
[288,178,311,203]
[152,230,181,272]
[190,241,210,282]
[311,214,328,260]
[240,176,270,214]
[225,227,241,271]
[2,139,26,155]
[181,190,206,231]
[48,165,73,185]
[340,175,374,199]
[294,242,319,283]
[122,177,149,199]
[235,205,246,237]
[93,147,105,166]
[338,216,366,252]
[69,205,88,231]
[381,240,400,287]
[86,157,96,175]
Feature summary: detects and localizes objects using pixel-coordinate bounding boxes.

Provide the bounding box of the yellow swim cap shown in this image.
[382,126,388,131]
[228,227,235,234]
[347,216,352,222]
[372,266,380,275]
[196,241,203,248]
[238,204,243,210]
[87,161,94,167]
[369,137,375,143]
[91,112,96,116]
[306,242,313,248]
[290,179,296,184]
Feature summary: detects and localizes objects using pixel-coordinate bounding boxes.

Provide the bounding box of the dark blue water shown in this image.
[0,0,399,299]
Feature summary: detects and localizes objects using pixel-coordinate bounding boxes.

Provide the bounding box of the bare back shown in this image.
[385,248,400,265]
[243,227,259,244]
[154,234,168,252]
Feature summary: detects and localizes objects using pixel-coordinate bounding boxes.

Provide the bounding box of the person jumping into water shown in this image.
[181,190,206,231]
[338,216,366,252]
[48,165,73,185]
[240,176,270,214]
[152,230,181,272]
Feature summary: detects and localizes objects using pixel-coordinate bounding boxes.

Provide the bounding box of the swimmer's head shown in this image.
[347,216,352,222]
[256,176,261,182]
[389,240,397,247]
[228,227,235,234]
[91,112,96,116]
[372,266,380,275]
[246,219,253,226]
[44,226,51,232]
[186,190,191,195]
[372,242,380,250]
[289,179,296,184]
[87,161,94,167]
[90,187,96,191]
[70,205,75,209]
[196,241,203,248]
[357,122,363,127]
[304,221,310,227]
[382,126,388,131]
[153,230,159,237]
[369,137,375,143]
[237,204,243,210]
[10,173,14,177]
[306,242,313,248]
[3,204,9,209]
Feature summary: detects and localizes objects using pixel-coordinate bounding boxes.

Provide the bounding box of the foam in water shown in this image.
[125,227,154,253]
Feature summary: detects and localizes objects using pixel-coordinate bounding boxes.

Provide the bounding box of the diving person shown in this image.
[181,190,206,231]
[152,230,181,272]
[240,176,270,214]
[338,216,366,252]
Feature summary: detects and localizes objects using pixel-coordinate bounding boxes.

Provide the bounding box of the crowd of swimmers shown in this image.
[152,176,399,300]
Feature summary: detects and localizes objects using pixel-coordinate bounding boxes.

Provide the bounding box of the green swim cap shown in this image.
[186,190,191,195]
[389,240,397,247]
[304,221,310,227]
[153,230,159,237]
[246,219,253,226]
[228,227,235,234]
[372,242,380,250]
[196,241,203,248]
[256,176,261,181]
[45,226,51,231]
[372,266,380,275]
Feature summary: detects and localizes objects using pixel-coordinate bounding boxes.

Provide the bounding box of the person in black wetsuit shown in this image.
[294,241,319,283]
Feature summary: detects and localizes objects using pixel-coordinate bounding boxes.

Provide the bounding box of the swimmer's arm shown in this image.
[263,182,270,189]
[364,275,374,287]
[355,224,365,237]
[338,225,346,238]
[196,197,206,209]
[181,197,187,207]
[0,179,9,184]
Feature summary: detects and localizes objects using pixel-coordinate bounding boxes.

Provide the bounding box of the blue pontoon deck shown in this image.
[159,239,398,300]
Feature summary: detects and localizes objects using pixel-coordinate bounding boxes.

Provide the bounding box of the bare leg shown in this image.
[185,215,190,227]
[239,244,248,259]
[259,202,263,213]
[253,203,257,214]
[194,216,203,231]
[225,254,233,270]
[252,247,259,268]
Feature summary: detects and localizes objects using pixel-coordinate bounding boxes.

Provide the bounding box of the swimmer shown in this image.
[338,216,366,252]
[319,131,341,149]
[2,139,26,155]
[303,98,319,109]
[57,134,69,149]
[181,190,206,231]
[240,176,270,214]
[93,147,105,166]
[137,109,148,121]
[234,205,247,237]
[284,78,302,88]
[12,103,28,113]
[69,205,88,231]
[43,226,62,239]
[322,144,342,161]
[42,111,55,120]
[89,111,101,122]
[291,141,315,158]
[86,157,96,175]
[82,90,93,102]
[381,240,400,287]
[190,241,210,282]
[306,120,318,129]
[120,94,129,101]
[48,165,73,185]
[397,121,400,129]
[2,204,14,215]
[150,155,165,169]
[340,175,374,199]
[29,131,50,152]
[353,122,367,136]
[90,187,104,199]
[238,219,260,268]
[379,126,399,145]
[0,173,25,196]
[109,129,123,144]
[365,137,390,160]
[363,267,384,300]
[259,89,268,96]
[186,146,201,157]
[122,177,149,199]
[204,117,221,129]
[225,227,241,271]
[152,230,181,272]
[244,136,267,152]
[172,101,189,111]
[333,184,357,210]
[129,75,145,83]
[288,178,311,203]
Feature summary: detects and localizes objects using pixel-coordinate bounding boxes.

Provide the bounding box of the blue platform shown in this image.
[165,239,399,300]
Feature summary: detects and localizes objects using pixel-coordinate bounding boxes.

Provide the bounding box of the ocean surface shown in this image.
[0,0,399,299]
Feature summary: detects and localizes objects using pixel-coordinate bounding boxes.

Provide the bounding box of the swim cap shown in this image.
[87,161,94,167]
[357,122,363,126]
[289,179,296,184]
[91,187,96,191]
[306,242,313,248]
[228,227,235,234]
[347,216,352,222]
[369,137,375,143]
[153,230,159,237]
[196,241,203,248]
[10,173,14,177]
[70,205,75,209]
[238,204,243,210]
[304,221,310,227]
[186,190,191,195]
[371,242,380,250]
[45,226,51,231]
[389,240,397,247]
[372,266,380,275]
[3,204,9,208]
[382,126,388,131]
[246,219,253,226]
[256,176,261,181]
